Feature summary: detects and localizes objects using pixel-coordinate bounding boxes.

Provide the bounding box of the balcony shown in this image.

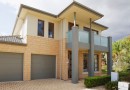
[67,30,109,52]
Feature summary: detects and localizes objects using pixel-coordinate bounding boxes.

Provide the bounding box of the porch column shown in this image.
[72,26,79,84]
[88,18,94,76]
[107,37,112,75]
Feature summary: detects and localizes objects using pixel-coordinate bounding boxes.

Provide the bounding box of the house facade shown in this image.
[0,1,112,83]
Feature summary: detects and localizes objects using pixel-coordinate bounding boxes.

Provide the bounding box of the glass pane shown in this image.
[68,22,79,31]
[101,37,108,47]
[94,55,99,71]
[94,35,101,45]
[67,31,72,43]
[48,22,54,38]
[79,30,89,44]
[83,54,88,72]
[38,20,44,36]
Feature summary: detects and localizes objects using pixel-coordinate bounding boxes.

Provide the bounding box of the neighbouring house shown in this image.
[0,1,112,83]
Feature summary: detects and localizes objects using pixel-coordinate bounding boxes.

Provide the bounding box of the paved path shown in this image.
[0,79,106,90]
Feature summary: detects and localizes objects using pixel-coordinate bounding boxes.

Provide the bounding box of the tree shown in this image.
[112,38,130,72]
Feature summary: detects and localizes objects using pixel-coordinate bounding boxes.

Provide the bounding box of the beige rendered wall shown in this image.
[22,13,102,41]
[26,13,60,40]
[67,18,102,35]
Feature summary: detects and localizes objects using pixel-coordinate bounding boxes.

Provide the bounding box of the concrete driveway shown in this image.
[0,79,105,90]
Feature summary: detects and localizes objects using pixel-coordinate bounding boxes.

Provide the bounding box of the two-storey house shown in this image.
[0,1,112,83]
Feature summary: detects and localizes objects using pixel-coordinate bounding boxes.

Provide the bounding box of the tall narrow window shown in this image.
[38,20,44,36]
[83,27,90,32]
[93,30,98,35]
[48,22,54,38]
[83,54,99,72]
[83,27,99,35]
[68,22,79,31]
[83,53,88,72]
[94,54,99,71]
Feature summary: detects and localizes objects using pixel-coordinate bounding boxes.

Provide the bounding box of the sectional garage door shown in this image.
[0,53,23,82]
[31,54,56,80]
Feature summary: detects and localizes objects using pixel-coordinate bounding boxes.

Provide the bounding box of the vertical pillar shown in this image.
[23,52,31,81]
[74,12,76,27]
[98,53,102,75]
[88,18,94,77]
[72,26,79,84]
[107,37,112,75]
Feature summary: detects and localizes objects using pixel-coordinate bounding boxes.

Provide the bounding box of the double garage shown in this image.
[0,52,56,82]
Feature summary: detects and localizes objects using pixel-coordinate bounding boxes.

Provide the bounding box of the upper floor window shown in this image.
[38,20,44,36]
[83,27,98,35]
[93,30,98,35]
[68,22,79,31]
[83,27,89,32]
[48,22,54,38]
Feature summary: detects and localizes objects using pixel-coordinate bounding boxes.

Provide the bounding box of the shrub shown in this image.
[105,81,118,90]
[121,75,130,82]
[84,76,111,88]
[119,72,130,82]
[119,72,129,77]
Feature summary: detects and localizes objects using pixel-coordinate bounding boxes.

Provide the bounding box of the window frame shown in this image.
[83,27,99,35]
[83,53,88,72]
[83,54,99,73]
[94,54,99,71]
[38,20,44,37]
[48,22,54,38]
[68,22,79,31]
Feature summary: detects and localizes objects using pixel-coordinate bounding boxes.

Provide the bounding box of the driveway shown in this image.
[0,79,106,90]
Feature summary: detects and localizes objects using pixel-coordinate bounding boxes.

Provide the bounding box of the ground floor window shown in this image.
[83,54,88,72]
[94,54,99,71]
[83,54,99,72]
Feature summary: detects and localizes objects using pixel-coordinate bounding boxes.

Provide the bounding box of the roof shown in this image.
[58,1,103,17]
[0,35,25,45]
[13,1,108,34]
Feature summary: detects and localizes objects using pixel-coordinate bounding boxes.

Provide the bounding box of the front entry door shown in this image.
[68,51,72,78]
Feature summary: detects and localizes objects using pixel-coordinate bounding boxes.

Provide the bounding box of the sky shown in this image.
[0,0,130,41]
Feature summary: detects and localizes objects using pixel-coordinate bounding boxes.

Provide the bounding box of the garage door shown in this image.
[0,53,23,82]
[31,54,56,80]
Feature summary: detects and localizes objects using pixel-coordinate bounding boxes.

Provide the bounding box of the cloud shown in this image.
[0,0,129,41]
[0,0,72,14]
[78,0,130,41]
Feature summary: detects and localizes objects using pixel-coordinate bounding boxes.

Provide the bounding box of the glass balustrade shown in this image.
[66,31,72,43]
[101,36,108,47]
[94,35,101,46]
[79,30,89,43]
[67,30,108,47]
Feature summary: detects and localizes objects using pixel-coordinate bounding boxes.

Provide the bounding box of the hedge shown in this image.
[119,72,130,82]
[105,81,118,90]
[84,76,111,88]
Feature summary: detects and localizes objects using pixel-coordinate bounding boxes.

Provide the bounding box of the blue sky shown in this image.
[0,0,130,41]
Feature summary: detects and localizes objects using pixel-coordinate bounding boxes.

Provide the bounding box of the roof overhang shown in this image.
[12,1,108,35]
[58,1,103,22]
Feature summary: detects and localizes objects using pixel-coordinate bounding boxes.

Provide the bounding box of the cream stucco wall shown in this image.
[25,13,60,40]
[19,17,27,43]
[15,12,104,41]
[27,14,38,36]
[66,18,102,35]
